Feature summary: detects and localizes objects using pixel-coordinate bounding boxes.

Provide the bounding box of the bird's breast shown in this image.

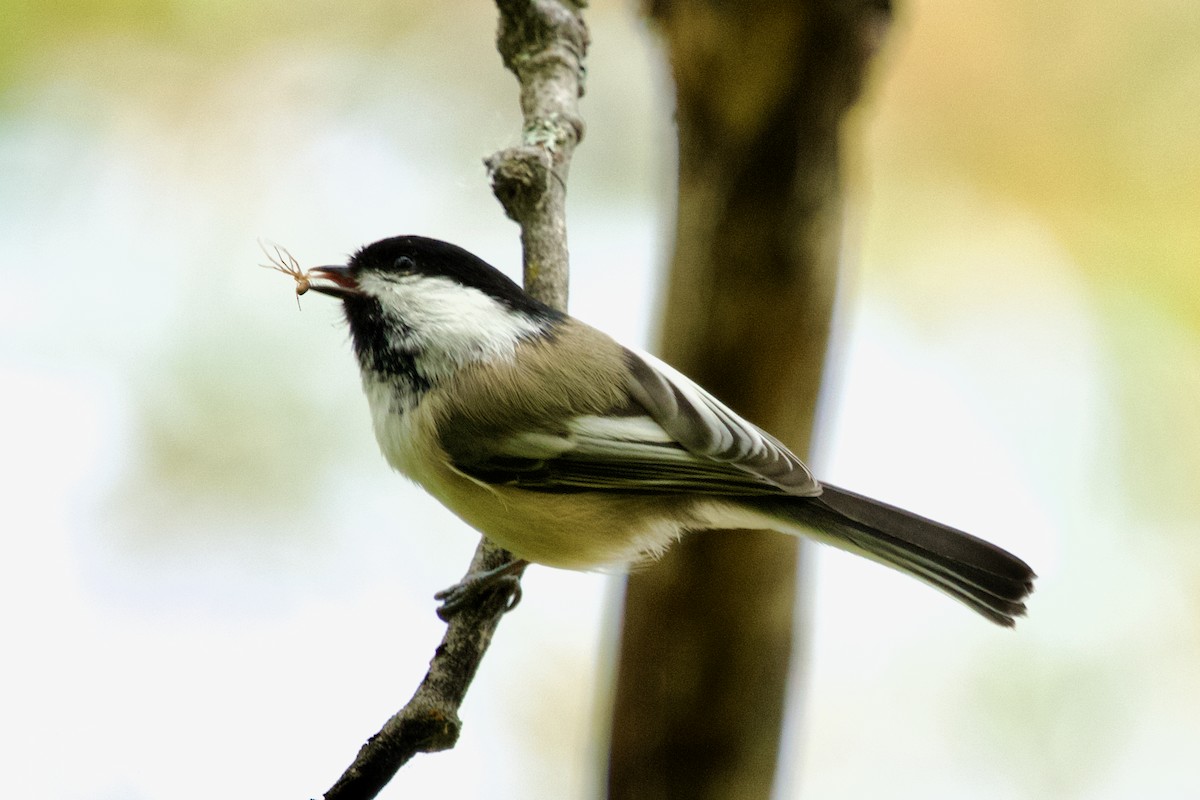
[361,372,438,481]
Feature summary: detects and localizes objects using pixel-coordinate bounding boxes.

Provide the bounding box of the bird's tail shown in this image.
[757,484,1036,626]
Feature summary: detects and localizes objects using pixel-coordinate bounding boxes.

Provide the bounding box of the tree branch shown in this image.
[487,0,589,309]
[320,3,587,799]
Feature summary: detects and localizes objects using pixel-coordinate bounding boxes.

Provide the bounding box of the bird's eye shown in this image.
[395,256,416,272]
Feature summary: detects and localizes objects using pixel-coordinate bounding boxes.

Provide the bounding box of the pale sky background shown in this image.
[1,2,1198,798]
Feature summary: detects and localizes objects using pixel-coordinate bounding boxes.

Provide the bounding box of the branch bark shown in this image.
[606,2,890,798]
[320,3,587,798]
[487,0,589,309]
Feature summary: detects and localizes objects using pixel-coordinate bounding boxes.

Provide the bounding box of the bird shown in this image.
[295,234,1035,626]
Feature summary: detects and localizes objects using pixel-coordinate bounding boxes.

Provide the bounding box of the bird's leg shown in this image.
[434,558,529,621]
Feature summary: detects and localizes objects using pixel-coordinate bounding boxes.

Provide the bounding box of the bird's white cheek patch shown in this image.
[362,273,545,374]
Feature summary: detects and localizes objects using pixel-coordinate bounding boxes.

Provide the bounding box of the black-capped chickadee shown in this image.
[301,235,1035,626]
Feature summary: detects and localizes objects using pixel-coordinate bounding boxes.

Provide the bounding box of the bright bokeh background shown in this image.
[2,2,1197,798]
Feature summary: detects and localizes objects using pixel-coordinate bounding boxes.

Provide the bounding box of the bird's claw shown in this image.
[434,560,527,621]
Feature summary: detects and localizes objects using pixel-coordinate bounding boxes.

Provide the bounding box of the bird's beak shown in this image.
[307,265,360,299]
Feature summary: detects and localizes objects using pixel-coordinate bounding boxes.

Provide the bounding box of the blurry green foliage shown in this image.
[0,0,439,94]
[864,0,1200,524]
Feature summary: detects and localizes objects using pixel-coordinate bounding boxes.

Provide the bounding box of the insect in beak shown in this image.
[259,241,360,306]
[259,241,311,309]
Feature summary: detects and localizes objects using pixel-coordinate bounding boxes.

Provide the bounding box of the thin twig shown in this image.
[320,3,588,798]
[487,0,589,310]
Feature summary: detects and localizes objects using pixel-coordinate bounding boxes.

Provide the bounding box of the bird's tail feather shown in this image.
[759,483,1036,626]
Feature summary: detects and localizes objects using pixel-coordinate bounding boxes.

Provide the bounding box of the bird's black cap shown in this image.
[349,236,563,321]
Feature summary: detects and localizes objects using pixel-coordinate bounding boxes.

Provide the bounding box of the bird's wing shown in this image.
[443,347,820,497]
[623,349,819,494]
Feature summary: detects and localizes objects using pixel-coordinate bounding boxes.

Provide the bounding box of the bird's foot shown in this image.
[434,559,528,621]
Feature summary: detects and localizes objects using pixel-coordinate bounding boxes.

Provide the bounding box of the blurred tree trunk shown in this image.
[605,2,891,798]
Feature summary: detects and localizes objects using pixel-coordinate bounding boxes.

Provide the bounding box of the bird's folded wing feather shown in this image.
[444,347,820,497]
